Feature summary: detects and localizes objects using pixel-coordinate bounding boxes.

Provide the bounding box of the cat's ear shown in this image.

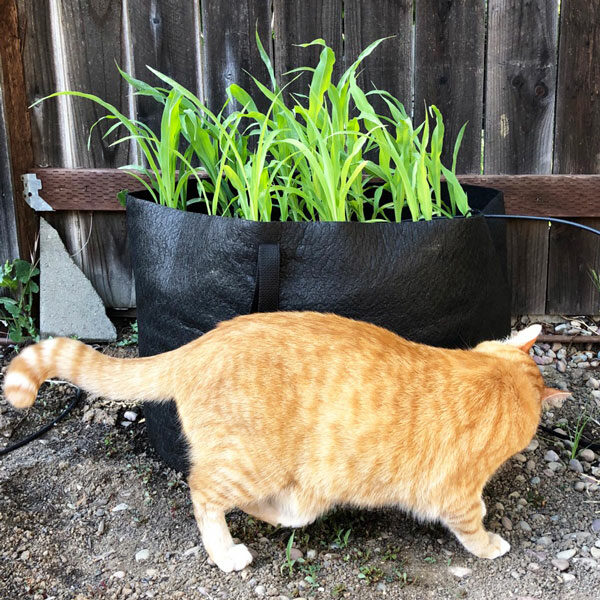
[505,324,542,353]
[541,387,571,408]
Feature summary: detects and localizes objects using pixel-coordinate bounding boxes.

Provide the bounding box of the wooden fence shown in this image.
[1,0,599,314]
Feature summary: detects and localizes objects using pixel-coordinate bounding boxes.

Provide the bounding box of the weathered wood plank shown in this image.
[415,0,486,173]
[548,0,600,314]
[344,0,412,117]
[485,0,558,173]
[17,0,61,168]
[485,0,559,314]
[24,169,600,219]
[0,51,20,265]
[273,0,343,95]
[23,0,135,308]
[0,0,37,260]
[127,0,200,134]
[201,0,272,113]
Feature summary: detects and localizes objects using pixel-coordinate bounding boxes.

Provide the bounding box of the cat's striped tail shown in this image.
[3,338,173,409]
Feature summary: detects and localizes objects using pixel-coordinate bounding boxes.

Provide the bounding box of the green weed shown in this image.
[0,259,39,343]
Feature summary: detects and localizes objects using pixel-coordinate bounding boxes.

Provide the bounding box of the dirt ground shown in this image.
[1,321,600,600]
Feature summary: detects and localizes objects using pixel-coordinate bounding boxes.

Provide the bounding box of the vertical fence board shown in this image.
[547,0,600,314]
[414,0,485,173]
[201,0,272,113]
[0,0,37,260]
[0,53,20,265]
[17,0,61,168]
[19,0,135,308]
[344,0,412,116]
[485,0,559,314]
[273,0,343,94]
[128,0,200,134]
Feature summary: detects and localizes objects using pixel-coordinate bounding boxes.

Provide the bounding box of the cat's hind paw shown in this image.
[213,544,254,573]
[481,533,510,559]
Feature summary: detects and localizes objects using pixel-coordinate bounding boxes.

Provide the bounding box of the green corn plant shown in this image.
[33,35,470,223]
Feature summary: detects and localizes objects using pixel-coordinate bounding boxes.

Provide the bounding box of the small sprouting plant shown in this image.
[0,258,39,343]
[116,321,139,347]
[590,267,600,294]
[280,531,304,576]
[331,583,347,597]
[301,562,320,589]
[358,564,384,584]
[569,412,591,459]
[333,527,352,548]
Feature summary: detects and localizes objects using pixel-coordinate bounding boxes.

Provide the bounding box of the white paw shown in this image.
[213,544,254,573]
[486,533,511,559]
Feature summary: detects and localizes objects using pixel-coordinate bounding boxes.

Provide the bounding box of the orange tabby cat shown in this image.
[3,312,568,572]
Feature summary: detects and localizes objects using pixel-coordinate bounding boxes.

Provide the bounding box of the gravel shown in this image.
[1,319,600,599]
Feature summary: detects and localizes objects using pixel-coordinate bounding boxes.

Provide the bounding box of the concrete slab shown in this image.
[40,218,116,341]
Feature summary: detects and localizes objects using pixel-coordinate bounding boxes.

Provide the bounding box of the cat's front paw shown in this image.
[478,533,510,559]
[213,544,254,572]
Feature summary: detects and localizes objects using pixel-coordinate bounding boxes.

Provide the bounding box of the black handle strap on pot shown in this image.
[251,243,280,313]
[0,386,83,457]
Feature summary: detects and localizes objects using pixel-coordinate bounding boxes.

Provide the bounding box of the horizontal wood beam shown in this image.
[24,168,600,217]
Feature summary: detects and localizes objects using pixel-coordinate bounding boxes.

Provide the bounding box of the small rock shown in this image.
[97,520,105,535]
[289,548,303,561]
[579,449,596,462]
[135,549,150,562]
[556,549,576,560]
[254,585,266,596]
[569,459,583,473]
[590,547,600,559]
[526,439,539,452]
[305,549,317,560]
[530,477,541,485]
[527,562,540,571]
[376,583,386,592]
[501,516,513,530]
[526,460,536,472]
[591,519,600,533]
[112,571,126,579]
[537,536,552,546]
[557,360,567,373]
[562,573,576,582]
[20,550,30,561]
[513,453,527,463]
[548,461,562,471]
[552,559,570,571]
[112,503,129,512]
[574,481,586,492]
[544,450,559,462]
[146,569,158,577]
[555,323,569,333]
[183,546,200,556]
[123,411,138,422]
[519,521,532,533]
[448,566,472,579]
[587,378,600,389]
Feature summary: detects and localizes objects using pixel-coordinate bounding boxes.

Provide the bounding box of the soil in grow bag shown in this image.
[127,183,510,473]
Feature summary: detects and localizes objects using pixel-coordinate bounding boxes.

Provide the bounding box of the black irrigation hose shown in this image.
[0,387,83,457]
[484,214,600,237]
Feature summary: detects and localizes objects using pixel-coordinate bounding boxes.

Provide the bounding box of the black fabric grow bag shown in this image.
[126,184,510,473]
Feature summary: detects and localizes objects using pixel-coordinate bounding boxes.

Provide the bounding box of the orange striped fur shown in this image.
[3,312,569,572]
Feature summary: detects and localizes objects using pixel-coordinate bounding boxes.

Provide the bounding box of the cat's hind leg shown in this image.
[188,478,253,572]
[442,497,509,559]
